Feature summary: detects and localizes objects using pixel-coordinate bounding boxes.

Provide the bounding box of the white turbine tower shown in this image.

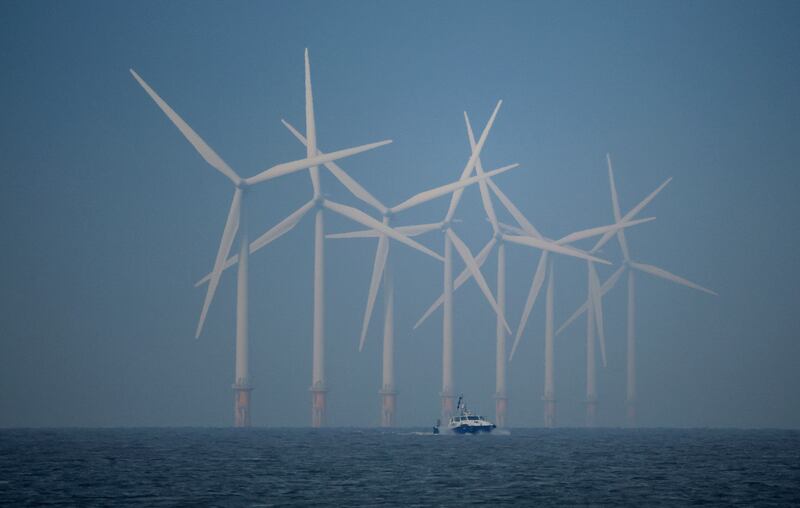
[193,50,447,427]
[131,67,393,427]
[416,115,651,426]
[558,153,717,426]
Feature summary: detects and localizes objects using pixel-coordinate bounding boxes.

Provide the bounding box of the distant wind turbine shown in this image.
[557,154,717,426]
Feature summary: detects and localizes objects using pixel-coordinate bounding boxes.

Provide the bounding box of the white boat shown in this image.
[433,395,496,434]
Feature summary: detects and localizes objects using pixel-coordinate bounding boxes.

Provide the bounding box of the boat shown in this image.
[433,395,496,434]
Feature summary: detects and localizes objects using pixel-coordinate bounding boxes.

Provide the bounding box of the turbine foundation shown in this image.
[626,399,637,427]
[543,397,556,428]
[380,387,397,427]
[494,394,508,428]
[585,397,597,428]
[311,384,327,428]
[441,392,456,421]
[233,384,252,428]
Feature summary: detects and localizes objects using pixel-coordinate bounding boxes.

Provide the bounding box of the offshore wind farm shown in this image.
[4,2,800,506]
[128,48,717,429]
[14,0,798,432]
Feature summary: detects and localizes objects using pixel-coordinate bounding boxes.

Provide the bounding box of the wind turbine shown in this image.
[557,153,717,426]
[194,50,448,427]
[131,66,392,427]
[323,101,520,426]
[415,114,652,427]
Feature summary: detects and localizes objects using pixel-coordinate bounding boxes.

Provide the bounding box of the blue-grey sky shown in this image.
[1,0,798,428]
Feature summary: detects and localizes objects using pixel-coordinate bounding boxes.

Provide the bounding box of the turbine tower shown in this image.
[558,154,716,426]
[195,50,445,427]
[131,67,392,427]
[326,163,519,426]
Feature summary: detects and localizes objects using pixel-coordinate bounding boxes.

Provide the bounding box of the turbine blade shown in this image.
[395,222,444,237]
[391,163,519,214]
[606,153,631,261]
[503,235,611,265]
[304,49,320,196]
[486,178,542,238]
[444,100,502,223]
[630,261,717,295]
[465,111,500,234]
[282,119,388,214]
[323,200,443,261]
[592,177,672,252]
[556,299,588,337]
[509,251,548,360]
[245,139,392,186]
[607,154,624,223]
[195,199,315,286]
[556,264,626,336]
[498,221,527,236]
[447,230,510,334]
[250,199,316,254]
[130,69,241,186]
[413,237,496,330]
[326,229,381,240]
[326,222,442,240]
[196,188,242,338]
[624,177,672,224]
[556,217,655,245]
[601,263,627,296]
[359,235,390,351]
[589,262,607,368]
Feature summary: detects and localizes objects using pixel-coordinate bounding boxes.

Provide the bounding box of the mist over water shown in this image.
[1,428,798,506]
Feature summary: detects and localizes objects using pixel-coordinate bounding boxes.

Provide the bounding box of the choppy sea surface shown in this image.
[1,428,798,506]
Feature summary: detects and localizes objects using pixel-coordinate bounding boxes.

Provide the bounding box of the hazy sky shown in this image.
[1,0,799,428]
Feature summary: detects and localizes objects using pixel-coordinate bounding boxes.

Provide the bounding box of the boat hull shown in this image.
[450,424,495,434]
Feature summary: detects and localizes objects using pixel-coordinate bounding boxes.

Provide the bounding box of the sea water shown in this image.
[1,428,798,506]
